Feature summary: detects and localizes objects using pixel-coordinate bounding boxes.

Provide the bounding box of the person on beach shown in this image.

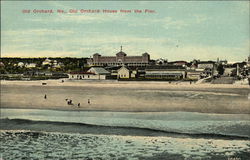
[67,99,73,105]
[78,103,80,108]
[88,99,90,105]
[44,94,47,99]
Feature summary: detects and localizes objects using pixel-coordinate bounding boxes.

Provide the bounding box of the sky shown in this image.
[1,1,249,62]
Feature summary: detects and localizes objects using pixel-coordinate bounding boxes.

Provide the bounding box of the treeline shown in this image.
[0,57,88,74]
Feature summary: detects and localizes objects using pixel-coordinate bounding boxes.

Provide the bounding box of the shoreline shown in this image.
[1,107,250,115]
[1,79,250,88]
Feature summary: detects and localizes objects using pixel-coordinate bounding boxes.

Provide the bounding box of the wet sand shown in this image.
[1,80,250,113]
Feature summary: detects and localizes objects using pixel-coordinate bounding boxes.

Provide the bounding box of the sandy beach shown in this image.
[1,80,250,114]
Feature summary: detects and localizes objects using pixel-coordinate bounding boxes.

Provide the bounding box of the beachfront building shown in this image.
[223,64,236,76]
[87,67,110,76]
[117,66,144,79]
[117,66,131,79]
[186,70,203,80]
[68,67,110,80]
[105,66,122,79]
[168,61,188,66]
[197,61,216,77]
[145,65,186,80]
[87,46,150,66]
[68,72,99,80]
[197,61,215,69]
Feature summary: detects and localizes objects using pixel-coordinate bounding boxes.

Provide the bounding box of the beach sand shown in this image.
[1,79,250,113]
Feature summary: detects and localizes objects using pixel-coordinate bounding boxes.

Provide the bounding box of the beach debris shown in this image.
[42,82,47,85]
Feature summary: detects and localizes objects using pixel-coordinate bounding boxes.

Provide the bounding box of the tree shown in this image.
[217,64,225,75]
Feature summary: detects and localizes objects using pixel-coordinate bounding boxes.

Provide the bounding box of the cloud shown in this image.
[148,44,248,61]
[2,28,248,62]
[2,38,248,62]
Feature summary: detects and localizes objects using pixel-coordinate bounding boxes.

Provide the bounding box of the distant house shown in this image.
[52,61,64,68]
[17,62,25,67]
[117,66,144,79]
[0,62,4,67]
[223,64,236,76]
[155,58,168,65]
[25,63,37,68]
[117,66,131,79]
[197,61,215,69]
[68,67,110,80]
[87,67,110,76]
[186,70,203,80]
[68,72,99,80]
[105,66,122,79]
[169,61,188,66]
[42,58,52,66]
[145,65,186,80]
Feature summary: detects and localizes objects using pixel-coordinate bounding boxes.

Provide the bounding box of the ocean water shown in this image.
[1,109,250,159]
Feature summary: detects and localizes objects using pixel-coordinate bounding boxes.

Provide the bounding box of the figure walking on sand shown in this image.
[88,99,90,105]
[78,103,80,108]
[44,94,47,99]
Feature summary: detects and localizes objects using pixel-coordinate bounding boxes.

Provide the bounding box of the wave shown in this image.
[135,90,242,96]
[1,118,249,140]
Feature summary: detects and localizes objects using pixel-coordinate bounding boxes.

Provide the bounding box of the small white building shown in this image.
[186,70,202,80]
[87,67,110,76]
[68,72,106,80]
[25,63,37,68]
[117,66,131,79]
[42,58,52,66]
[145,65,186,80]
[197,61,215,69]
[17,62,25,67]
[68,67,110,80]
